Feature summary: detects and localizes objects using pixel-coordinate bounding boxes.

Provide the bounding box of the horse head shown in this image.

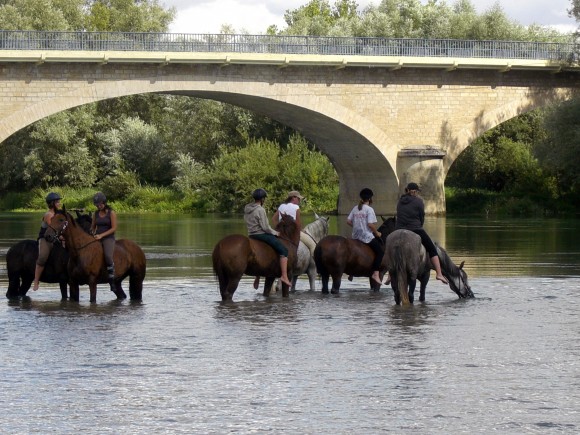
[73,209,93,233]
[436,244,474,299]
[276,213,301,246]
[448,261,474,299]
[44,206,77,243]
[305,213,330,242]
[378,216,396,244]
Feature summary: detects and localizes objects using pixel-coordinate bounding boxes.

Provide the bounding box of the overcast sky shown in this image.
[163,0,578,35]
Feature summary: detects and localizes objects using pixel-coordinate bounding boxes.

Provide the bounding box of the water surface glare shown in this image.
[2,277,579,434]
[1,214,579,433]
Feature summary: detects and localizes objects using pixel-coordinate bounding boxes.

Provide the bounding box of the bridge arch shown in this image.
[0,44,578,213]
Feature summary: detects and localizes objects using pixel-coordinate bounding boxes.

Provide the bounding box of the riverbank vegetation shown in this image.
[0,0,579,216]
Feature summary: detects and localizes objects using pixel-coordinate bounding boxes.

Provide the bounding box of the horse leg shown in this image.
[330,273,342,294]
[306,264,316,291]
[221,274,242,302]
[89,277,98,303]
[58,279,68,300]
[418,270,430,302]
[69,281,80,302]
[112,280,127,300]
[6,275,22,299]
[391,276,401,305]
[408,279,417,304]
[263,277,275,297]
[19,276,33,298]
[128,274,142,300]
[320,272,330,294]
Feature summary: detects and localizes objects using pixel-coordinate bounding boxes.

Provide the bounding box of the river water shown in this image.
[1,213,579,434]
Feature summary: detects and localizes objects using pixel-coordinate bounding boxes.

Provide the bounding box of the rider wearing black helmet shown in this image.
[395,182,448,284]
[90,192,119,293]
[244,188,292,288]
[33,192,63,291]
[346,188,384,286]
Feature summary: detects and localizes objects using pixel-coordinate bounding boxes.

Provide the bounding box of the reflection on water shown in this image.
[1,213,579,433]
[2,213,579,282]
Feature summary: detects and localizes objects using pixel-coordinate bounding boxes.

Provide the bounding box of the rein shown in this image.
[278,234,299,248]
[302,229,319,246]
[302,219,328,246]
[50,218,99,250]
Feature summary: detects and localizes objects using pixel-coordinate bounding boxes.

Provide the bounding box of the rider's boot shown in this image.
[107,264,116,292]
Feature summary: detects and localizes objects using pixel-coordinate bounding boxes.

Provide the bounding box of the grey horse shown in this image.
[384,229,474,305]
[273,213,329,293]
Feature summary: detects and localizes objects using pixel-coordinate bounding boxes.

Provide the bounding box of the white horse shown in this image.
[273,213,329,293]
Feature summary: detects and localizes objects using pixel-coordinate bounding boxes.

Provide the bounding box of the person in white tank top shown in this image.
[254,190,313,290]
[271,190,315,253]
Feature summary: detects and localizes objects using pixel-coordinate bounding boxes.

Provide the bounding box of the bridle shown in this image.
[46,216,98,250]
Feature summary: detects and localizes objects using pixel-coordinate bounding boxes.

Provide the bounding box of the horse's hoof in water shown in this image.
[331,289,339,295]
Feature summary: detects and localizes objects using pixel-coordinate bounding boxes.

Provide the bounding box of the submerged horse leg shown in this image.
[69,281,80,302]
[89,276,98,303]
[263,277,275,297]
[330,272,342,294]
[408,279,417,304]
[112,280,127,300]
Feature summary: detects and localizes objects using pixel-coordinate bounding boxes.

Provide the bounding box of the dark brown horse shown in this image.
[5,210,92,300]
[384,229,474,305]
[313,217,396,294]
[44,207,146,303]
[212,214,301,302]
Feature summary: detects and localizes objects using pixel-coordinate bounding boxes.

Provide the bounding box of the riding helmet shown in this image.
[359,188,374,201]
[45,192,61,204]
[93,191,107,205]
[252,188,268,200]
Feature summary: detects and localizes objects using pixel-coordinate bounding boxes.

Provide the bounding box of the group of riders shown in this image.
[32,191,118,293]
[33,182,448,295]
[245,183,449,289]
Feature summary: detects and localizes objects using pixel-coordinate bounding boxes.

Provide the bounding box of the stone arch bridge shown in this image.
[0,33,578,214]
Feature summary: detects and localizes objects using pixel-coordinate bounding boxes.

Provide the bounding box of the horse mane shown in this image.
[435,243,459,277]
[275,213,300,243]
[303,214,329,239]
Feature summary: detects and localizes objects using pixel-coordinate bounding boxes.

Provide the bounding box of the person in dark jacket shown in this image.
[395,182,448,284]
[244,188,292,287]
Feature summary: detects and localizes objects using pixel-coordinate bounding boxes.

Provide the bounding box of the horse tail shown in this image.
[393,244,410,305]
[313,243,325,276]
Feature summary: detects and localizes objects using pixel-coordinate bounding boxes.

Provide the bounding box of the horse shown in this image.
[272,213,330,293]
[384,229,474,305]
[212,213,301,302]
[44,206,146,303]
[5,210,93,300]
[313,216,397,294]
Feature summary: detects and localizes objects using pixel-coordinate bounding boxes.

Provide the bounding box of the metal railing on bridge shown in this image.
[0,30,576,62]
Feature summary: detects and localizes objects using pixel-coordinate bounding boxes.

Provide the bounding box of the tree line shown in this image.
[0,0,579,215]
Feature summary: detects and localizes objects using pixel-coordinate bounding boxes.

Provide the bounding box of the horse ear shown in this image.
[63,204,67,214]
[459,261,465,269]
[380,215,385,221]
[315,212,319,219]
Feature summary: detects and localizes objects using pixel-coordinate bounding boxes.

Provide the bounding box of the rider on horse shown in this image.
[244,188,292,287]
[395,182,449,285]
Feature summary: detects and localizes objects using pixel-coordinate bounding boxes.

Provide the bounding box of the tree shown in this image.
[0,0,82,30]
[204,135,338,213]
[535,99,580,199]
[85,0,175,32]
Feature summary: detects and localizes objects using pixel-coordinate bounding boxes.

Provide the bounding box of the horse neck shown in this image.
[436,245,457,275]
[63,220,97,253]
[304,219,327,242]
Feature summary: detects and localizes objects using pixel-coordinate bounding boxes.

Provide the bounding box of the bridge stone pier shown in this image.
[0,49,578,214]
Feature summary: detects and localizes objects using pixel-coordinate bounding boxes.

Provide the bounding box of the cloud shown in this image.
[165,0,577,35]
